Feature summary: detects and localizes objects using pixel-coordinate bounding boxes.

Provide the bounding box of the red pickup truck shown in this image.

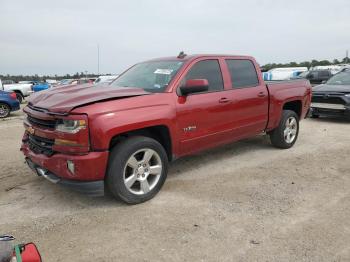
[21,54,311,204]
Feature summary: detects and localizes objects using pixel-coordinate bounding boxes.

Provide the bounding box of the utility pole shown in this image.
[346,50,349,64]
[97,44,100,75]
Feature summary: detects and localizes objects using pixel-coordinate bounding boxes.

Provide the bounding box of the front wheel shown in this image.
[106,136,168,204]
[269,110,299,149]
[0,103,10,118]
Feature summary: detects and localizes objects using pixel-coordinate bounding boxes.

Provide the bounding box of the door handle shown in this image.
[258,92,266,97]
[219,97,231,103]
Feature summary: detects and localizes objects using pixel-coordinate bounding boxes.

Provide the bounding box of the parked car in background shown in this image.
[94,75,119,85]
[292,70,333,84]
[46,79,58,85]
[263,67,308,81]
[21,54,311,204]
[310,64,350,75]
[1,80,32,103]
[19,80,38,85]
[0,90,20,118]
[311,69,350,118]
[32,82,50,92]
[57,79,74,86]
[57,78,95,87]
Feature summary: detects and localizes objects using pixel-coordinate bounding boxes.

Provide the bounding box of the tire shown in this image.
[106,136,168,204]
[15,92,23,104]
[269,110,299,149]
[0,103,11,118]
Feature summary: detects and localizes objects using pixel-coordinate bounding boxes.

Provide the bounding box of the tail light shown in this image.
[9,92,17,100]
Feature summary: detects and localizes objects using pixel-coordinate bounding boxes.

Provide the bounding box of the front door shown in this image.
[176,59,233,155]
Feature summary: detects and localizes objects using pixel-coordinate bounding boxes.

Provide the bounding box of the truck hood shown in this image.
[27,84,150,114]
[312,84,350,94]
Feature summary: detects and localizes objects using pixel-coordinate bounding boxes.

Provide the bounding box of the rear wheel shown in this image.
[15,92,23,104]
[106,136,168,204]
[0,103,10,118]
[269,110,299,149]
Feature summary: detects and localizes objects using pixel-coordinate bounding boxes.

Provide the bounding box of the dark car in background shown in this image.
[0,90,20,118]
[310,70,350,118]
[293,70,332,85]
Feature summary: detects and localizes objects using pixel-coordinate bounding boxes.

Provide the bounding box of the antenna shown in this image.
[177,51,187,59]
[97,44,100,75]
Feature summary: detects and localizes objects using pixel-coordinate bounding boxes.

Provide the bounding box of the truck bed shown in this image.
[265,79,312,131]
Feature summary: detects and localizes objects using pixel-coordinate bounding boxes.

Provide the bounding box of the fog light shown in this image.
[67,160,75,175]
[36,167,47,176]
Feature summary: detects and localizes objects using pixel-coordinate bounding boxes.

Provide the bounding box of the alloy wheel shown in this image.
[284,116,298,143]
[123,148,162,195]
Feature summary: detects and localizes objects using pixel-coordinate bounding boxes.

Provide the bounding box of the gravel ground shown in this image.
[0,111,349,262]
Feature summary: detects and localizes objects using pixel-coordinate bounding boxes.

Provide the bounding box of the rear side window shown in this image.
[226,59,259,88]
[319,71,330,77]
[185,60,224,92]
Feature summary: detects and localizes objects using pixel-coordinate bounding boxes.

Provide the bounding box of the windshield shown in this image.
[111,61,183,92]
[298,71,309,78]
[326,72,350,85]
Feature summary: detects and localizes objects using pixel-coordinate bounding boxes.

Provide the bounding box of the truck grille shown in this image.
[27,115,56,129]
[28,134,54,156]
[312,93,346,105]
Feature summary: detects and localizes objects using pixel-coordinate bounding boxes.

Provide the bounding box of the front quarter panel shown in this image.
[72,93,178,152]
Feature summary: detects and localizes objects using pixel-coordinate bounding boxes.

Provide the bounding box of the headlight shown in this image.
[56,119,86,133]
[345,94,350,97]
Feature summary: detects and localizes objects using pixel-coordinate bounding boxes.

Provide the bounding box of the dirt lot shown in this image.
[0,110,349,262]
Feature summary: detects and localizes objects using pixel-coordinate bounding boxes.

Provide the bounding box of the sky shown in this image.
[1,0,350,75]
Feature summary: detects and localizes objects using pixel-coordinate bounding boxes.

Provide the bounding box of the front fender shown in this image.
[88,104,177,152]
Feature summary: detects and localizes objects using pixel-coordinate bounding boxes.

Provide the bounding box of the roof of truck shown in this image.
[147,54,254,62]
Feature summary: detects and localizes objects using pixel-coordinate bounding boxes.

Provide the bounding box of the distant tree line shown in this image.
[0,72,105,82]
[261,57,350,72]
[1,57,350,81]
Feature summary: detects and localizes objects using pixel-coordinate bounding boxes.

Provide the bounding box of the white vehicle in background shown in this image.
[46,79,58,85]
[1,80,32,103]
[310,64,350,75]
[94,75,119,85]
[264,67,308,81]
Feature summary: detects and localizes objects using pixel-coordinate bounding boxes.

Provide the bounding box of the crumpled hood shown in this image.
[27,84,150,114]
[313,84,350,93]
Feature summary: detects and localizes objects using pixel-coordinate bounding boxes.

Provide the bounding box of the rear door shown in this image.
[176,59,233,155]
[223,59,269,138]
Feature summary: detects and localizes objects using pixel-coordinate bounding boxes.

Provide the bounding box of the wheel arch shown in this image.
[109,125,173,161]
[12,90,24,96]
[282,100,302,118]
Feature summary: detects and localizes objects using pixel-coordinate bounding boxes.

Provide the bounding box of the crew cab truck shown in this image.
[21,54,311,204]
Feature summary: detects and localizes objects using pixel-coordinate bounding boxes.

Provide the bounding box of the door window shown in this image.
[184,60,224,92]
[226,59,259,88]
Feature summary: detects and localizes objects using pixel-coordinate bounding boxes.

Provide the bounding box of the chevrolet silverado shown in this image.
[21,54,312,204]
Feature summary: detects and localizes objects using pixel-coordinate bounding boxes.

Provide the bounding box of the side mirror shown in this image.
[321,80,327,84]
[179,79,209,96]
